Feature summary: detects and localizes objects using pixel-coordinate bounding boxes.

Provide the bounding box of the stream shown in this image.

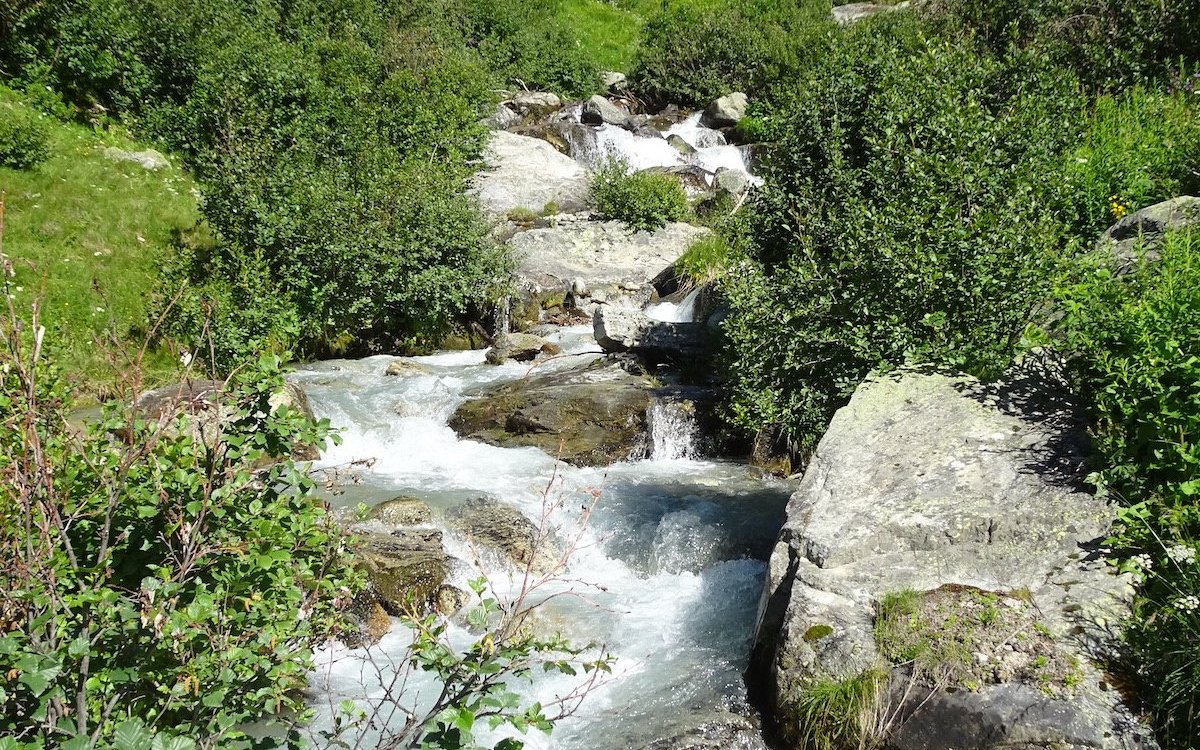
[292,325,791,748]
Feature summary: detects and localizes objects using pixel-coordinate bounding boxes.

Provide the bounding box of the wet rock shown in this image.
[367,495,433,526]
[693,129,727,149]
[667,134,697,155]
[484,332,562,364]
[749,361,1153,749]
[639,711,769,750]
[594,307,707,358]
[470,131,591,218]
[449,357,653,467]
[385,358,431,377]
[341,598,392,648]
[648,165,712,196]
[434,584,471,616]
[582,94,630,127]
[104,146,170,170]
[700,93,748,129]
[355,529,449,614]
[1097,195,1200,274]
[447,496,561,574]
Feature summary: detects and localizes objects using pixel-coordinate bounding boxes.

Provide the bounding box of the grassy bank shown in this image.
[0,87,194,400]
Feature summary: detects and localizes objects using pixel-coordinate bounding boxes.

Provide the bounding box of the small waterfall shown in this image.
[649,399,700,461]
[646,287,703,323]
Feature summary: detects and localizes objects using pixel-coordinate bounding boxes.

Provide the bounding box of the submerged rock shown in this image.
[749,360,1155,749]
[449,357,653,466]
[447,495,561,574]
[470,131,591,217]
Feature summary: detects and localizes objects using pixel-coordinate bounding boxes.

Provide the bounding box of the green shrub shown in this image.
[591,160,691,231]
[721,19,1084,452]
[1056,229,1200,748]
[0,329,358,747]
[921,0,1199,91]
[629,0,830,107]
[0,104,50,169]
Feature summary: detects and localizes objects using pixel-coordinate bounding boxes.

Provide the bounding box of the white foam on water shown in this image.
[293,324,789,749]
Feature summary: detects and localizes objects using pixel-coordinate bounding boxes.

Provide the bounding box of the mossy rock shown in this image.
[448,358,653,466]
[367,495,433,526]
[446,496,561,575]
[354,529,448,615]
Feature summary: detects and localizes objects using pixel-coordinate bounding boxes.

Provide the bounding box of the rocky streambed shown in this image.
[287,85,1164,749]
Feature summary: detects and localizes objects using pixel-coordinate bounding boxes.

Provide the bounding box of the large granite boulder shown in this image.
[582,94,631,127]
[449,357,653,466]
[1097,195,1200,274]
[470,131,591,217]
[594,307,707,358]
[749,359,1155,749]
[484,332,562,365]
[447,495,561,575]
[510,212,709,312]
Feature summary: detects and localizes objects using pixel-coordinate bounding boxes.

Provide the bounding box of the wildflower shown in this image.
[94,307,105,313]
[1166,544,1197,566]
[1176,595,1199,613]
[1130,553,1153,571]
[1108,195,1130,220]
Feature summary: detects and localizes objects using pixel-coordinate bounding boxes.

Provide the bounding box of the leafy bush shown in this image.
[0,321,358,747]
[0,104,50,169]
[1056,229,1200,747]
[629,0,830,107]
[721,19,1084,451]
[921,0,1199,91]
[591,160,691,231]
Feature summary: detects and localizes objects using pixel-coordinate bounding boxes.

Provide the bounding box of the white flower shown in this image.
[94,307,105,313]
[1166,545,1197,565]
[1130,553,1153,571]
[1176,595,1199,613]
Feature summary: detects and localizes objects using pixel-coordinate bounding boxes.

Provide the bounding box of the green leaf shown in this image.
[114,718,154,750]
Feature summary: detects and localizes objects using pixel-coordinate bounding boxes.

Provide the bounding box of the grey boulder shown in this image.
[700,93,748,129]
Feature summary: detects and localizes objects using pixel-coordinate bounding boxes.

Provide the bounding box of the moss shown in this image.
[874,585,1083,697]
[803,624,835,642]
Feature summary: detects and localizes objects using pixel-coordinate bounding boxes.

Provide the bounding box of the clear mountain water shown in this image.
[292,326,791,748]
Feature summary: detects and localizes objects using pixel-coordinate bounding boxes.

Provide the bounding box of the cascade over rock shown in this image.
[749,357,1156,749]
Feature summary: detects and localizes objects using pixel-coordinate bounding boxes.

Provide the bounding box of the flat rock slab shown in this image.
[510,212,710,298]
[594,307,707,357]
[470,131,590,217]
[448,357,653,467]
[750,362,1154,749]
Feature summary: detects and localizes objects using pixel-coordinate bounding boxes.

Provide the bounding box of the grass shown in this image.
[549,0,662,72]
[791,668,888,750]
[674,234,732,286]
[0,86,196,401]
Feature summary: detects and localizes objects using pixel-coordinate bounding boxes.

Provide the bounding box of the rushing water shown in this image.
[293,325,791,748]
